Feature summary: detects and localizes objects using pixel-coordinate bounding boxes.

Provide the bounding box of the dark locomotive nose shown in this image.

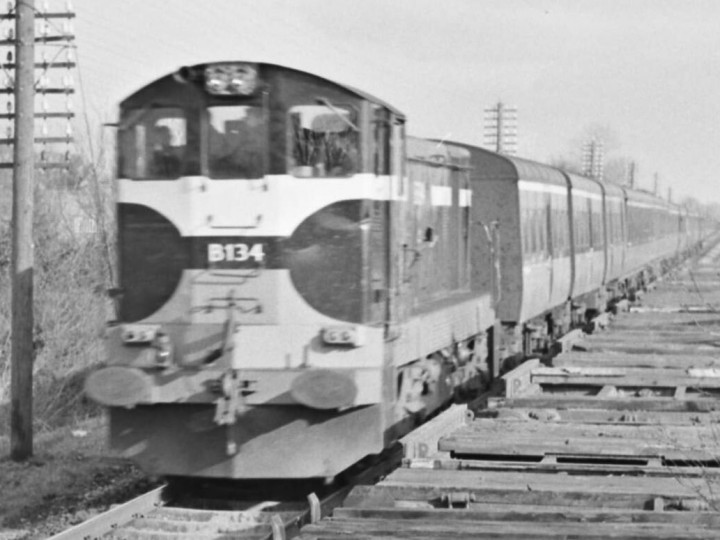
[118,203,188,322]
[285,199,365,323]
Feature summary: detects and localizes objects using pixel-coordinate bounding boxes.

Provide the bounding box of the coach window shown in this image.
[590,200,602,249]
[207,105,265,179]
[287,104,359,178]
[119,107,187,180]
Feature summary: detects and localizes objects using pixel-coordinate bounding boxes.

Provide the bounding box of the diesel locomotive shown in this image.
[85,61,711,480]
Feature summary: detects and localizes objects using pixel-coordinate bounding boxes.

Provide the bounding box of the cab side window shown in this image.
[119,108,186,180]
[287,104,359,177]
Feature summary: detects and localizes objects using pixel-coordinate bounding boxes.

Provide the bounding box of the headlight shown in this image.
[121,324,160,344]
[152,332,173,368]
[204,63,258,96]
[321,325,364,347]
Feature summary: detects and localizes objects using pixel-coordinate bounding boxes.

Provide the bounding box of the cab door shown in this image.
[367,107,392,326]
[385,116,409,337]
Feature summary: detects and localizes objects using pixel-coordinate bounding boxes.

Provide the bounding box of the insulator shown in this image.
[64,149,70,161]
[66,0,73,11]
[7,1,12,11]
[6,50,12,62]
[42,0,48,13]
[40,148,46,162]
[65,96,73,111]
[6,100,11,113]
[6,125,11,138]
[41,50,48,63]
[5,74,13,88]
[41,122,48,136]
[65,47,74,62]
[63,74,73,88]
[5,27,13,40]
[65,123,72,136]
[41,96,49,112]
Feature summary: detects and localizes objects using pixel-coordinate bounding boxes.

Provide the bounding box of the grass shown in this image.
[0,416,155,539]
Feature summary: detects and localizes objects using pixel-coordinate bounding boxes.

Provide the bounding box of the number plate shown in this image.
[207,242,266,266]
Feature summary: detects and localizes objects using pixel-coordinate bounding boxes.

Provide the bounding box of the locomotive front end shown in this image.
[85,62,398,478]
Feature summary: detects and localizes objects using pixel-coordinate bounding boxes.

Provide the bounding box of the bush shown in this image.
[0,163,115,433]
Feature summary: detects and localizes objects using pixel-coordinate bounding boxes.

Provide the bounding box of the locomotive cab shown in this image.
[85,62,408,478]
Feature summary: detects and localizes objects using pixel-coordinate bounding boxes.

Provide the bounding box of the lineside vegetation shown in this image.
[0,158,114,433]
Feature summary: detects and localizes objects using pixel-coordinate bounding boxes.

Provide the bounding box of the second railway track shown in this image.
[298,242,720,539]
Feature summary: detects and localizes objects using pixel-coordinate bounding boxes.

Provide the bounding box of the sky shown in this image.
[61,0,720,204]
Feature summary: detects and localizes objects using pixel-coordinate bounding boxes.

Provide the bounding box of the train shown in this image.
[84,61,712,480]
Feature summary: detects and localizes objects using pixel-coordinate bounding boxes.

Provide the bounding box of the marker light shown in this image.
[204,63,258,96]
[321,325,365,347]
[152,332,173,368]
[121,324,160,344]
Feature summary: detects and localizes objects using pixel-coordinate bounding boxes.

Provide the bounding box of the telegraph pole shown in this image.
[2,2,76,460]
[582,139,604,181]
[625,161,636,188]
[10,0,35,460]
[483,102,518,156]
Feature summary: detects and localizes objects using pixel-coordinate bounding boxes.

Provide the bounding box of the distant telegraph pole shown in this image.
[483,102,518,155]
[626,161,636,188]
[9,0,35,461]
[582,139,604,181]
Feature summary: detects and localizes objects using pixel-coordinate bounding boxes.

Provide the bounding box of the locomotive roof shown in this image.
[120,61,405,119]
[408,137,471,168]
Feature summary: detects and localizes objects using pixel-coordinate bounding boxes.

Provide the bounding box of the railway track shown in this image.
[298,242,720,539]
[49,445,403,539]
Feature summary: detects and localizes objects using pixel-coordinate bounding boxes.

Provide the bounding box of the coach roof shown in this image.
[449,143,568,187]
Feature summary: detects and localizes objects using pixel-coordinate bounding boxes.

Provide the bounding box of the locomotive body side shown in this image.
[85,62,493,479]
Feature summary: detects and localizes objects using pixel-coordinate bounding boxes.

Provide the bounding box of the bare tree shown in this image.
[550,123,634,183]
[547,155,583,175]
[604,156,634,186]
[572,123,620,156]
